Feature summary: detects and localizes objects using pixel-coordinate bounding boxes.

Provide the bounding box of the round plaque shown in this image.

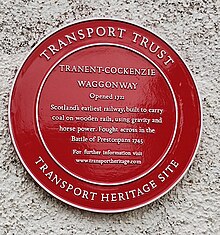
[9,19,202,213]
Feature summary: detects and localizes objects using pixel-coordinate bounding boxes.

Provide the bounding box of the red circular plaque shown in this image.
[9,19,202,213]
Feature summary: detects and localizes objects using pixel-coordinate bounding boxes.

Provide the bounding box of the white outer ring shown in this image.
[8,18,203,213]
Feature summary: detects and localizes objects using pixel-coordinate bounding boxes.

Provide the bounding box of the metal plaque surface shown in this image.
[9,19,202,213]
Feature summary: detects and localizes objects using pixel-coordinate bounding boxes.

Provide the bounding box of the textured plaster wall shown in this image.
[0,0,219,234]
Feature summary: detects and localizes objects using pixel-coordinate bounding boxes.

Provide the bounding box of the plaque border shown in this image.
[8,18,203,213]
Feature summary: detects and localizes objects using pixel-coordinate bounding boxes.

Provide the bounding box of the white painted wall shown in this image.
[0,0,219,234]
